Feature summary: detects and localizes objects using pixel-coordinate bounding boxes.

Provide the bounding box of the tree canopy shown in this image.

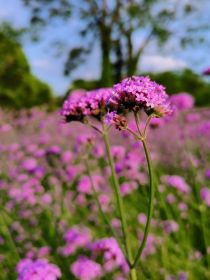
[22,0,210,85]
[0,24,52,109]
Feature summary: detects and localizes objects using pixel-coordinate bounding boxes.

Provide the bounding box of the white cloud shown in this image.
[0,9,9,20]
[31,59,53,71]
[140,55,188,73]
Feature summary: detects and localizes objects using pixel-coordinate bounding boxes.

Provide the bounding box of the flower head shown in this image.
[107,76,171,117]
[170,93,194,111]
[104,112,127,130]
[17,259,61,280]
[59,226,91,256]
[200,187,210,207]
[162,175,190,194]
[162,220,179,234]
[61,88,112,123]
[91,237,128,272]
[60,99,87,123]
[71,256,102,280]
[85,88,113,118]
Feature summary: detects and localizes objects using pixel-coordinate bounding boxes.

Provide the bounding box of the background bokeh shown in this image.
[1,0,210,107]
[0,1,210,280]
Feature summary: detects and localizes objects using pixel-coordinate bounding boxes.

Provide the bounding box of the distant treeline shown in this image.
[0,28,53,109]
[1,26,210,109]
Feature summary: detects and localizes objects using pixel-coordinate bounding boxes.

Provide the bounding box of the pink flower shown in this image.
[162,175,191,194]
[138,213,147,225]
[71,256,102,280]
[107,76,171,117]
[61,88,112,122]
[166,194,176,204]
[162,220,179,234]
[61,151,73,163]
[91,237,128,273]
[41,193,52,205]
[205,169,210,179]
[59,226,91,256]
[200,187,210,206]
[17,259,61,280]
[120,182,137,196]
[22,158,38,172]
[170,93,194,111]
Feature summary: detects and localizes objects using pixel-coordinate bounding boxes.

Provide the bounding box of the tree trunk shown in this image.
[126,30,138,76]
[100,25,112,86]
[99,0,112,86]
[127,55,140,76]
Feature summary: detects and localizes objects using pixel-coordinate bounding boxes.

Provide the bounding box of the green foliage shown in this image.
[71,79,101,91]
[0,26,52,109]
[64,47,89,76]
[22,0,209,84]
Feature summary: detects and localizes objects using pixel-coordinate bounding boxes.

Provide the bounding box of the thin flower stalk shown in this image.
[102,124,137,280]
[131,125,155,268]
[0,210,20,262]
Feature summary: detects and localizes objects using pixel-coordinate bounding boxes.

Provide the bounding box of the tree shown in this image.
[22,0,210,85]
[0,23,52,109]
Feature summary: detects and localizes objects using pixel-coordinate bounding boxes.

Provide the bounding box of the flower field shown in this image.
[0,87,210,279]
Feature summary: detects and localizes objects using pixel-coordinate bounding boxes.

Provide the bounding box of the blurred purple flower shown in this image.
[200,187,210,206]
[202,67,210,75]
[138,213,147,225]
[61,88,112,122]
[91,237,128,273]
[170,93,194,111]
[179,272,188,280]
[205,169,210,179]
[22,158,38,172]
[162,220,179,234]
[17,258,61,280]
[46,145,61,155]
[162,175,191,194]
[59,226,91,256]
[71,256,102,280]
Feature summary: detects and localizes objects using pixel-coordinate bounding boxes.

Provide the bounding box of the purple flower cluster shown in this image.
[200,187,210,207]
[107,76,171,116]
[77,174,104,195]
[61,76,172,125]
[162,175,191,194]
[170,93,194,111]
[91,237,128,272]
[59,226,91,256]
[71,256,102,280]
[61,88,112,122]
[162,220,179,234]
[17,259,61,280]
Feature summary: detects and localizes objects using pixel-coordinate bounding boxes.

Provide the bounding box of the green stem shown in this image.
[134,112,143,137]
[0,211,20,262]
[200,208,210,267]
[132,139,155,268]
[102,127,137,280]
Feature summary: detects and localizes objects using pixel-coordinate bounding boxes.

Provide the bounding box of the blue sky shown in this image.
[0,0,210,95]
